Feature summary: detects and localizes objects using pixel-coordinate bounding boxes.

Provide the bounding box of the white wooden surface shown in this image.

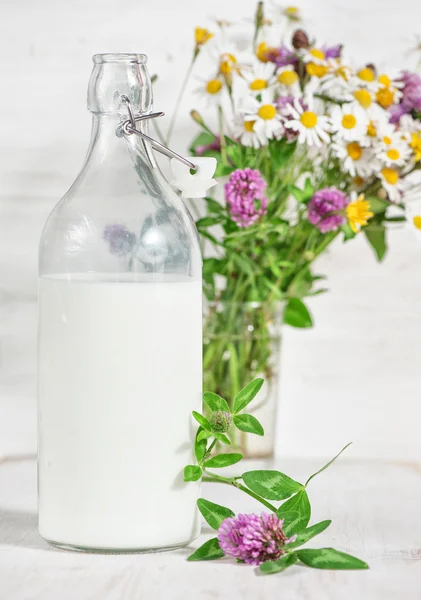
[1,454,420,599]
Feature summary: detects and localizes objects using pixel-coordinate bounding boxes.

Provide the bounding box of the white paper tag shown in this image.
[170,157,218,199]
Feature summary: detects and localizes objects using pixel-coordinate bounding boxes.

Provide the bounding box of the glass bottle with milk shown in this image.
[38,54,202,551]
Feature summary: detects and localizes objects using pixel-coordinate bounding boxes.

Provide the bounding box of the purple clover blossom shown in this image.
[218,513,295,566]
[389,70,421,124]
[323,44,342,59]
[103,224,137,256]
[225,168,268,228]
[268,44,298,68]
[307,187,349,233]
[196,135,221,156]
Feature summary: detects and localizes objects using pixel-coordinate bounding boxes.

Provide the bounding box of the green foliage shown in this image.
[364,224,387,261]
[276,489,311,535]
[296,548,369,570]
[242,470,303,500]
[233,413,264,436]
[284,298,313,328]
[185,379,366,573]
[197,498,235,530]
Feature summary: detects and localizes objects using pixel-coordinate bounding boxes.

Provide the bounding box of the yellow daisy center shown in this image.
[256,42,271,62]
[413,216,421,230]
[347,142,363,160]
[206,79,222,94]
[376,87,395,108]
[383,136,392,145]
[386,148,400,161]
[219,53,237,75]
[278,70,299,86]
[306,62,328,78]
[250,78,268,90]
[354,176,365,187]
[195,27,213,46]
[310,48,325,60]
[244,120,255,132]
[357,67,375,82]
[336,66,350,81]
[410,132,421,161]
[285,6,299,14]
[381,167,399,185]
[346,194,374,232]
[353,89,372,108]
[367,121,377,137]
[342,114,357,129]
[258,104,277,120]
[300,111,318,128]
[378,74,391,87]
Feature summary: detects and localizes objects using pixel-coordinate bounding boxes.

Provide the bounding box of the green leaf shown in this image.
[204,197,224,215]
[260,553,298,574]
[233,414,264,436]
[196,216,222,228]
[213,432,231,445]
[204,453,243,468]
[287,520,331,549]
[364,225,387,261]
[189,132,215,154]
[187,537,225,561]
[195,428,207,463]
[305,442,352,486]
[366,196,389,214]
[284,298,313,328]
[296,548,369,570]
[197,429,213,442]
[203,392,231,413]
[242,470,303,500]
[184,465,202,482]
[233,378,264,413]
[276,490,311,535]
[341,222,356,241]
[289,177,314,204]
[197,498,235,530]
[192,411,211,431]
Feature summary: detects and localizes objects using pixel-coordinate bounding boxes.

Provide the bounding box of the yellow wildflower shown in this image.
[195,27,213,47]
[413,216,421,230]
[346,194,374,233]
[410,132,421,162]
[306,62,329,78]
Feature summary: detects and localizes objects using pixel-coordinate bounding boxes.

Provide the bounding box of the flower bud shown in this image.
[210,411,232,433]
[292,29,310,50]
[303,250,315,262]
[190,110,205,126]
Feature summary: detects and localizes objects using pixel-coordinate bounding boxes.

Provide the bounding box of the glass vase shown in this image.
[203,301,283,459]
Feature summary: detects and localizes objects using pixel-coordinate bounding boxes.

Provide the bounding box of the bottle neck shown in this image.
[87,53,152,116]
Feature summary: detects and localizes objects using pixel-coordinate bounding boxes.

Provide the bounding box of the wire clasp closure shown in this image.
[118,95,198,172]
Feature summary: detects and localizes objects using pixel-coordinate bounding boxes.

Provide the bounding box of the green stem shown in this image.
[218,105,228,163]
[165,54,197,145]
[202,472,277,512]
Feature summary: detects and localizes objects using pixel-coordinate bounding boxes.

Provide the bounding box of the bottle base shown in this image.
[42,536,198,555]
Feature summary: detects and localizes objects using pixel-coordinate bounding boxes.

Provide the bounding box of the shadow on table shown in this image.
[0,509,59,552]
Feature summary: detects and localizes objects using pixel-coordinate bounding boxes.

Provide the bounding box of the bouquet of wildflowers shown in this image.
[167,3,421,425]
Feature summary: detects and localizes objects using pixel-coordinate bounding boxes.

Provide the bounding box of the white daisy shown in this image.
[330,103,369,142]
[243,90,284,142]
[319,62,354,99]
[276,65,301,96]
[193,77,225,107]
[284,98,331,146]
[241,61,276,94]
[379,167,405,202]
[332,139,378,177]
[301,47,328,65]
[377,139,411,167]
[375,75,403,109]
[232,114,267,148]
[349,66,381,92]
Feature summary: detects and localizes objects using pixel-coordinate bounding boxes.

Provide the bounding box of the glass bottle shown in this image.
[38,54,202,552]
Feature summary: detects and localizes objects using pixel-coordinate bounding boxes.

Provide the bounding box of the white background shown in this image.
[1,0,421,460]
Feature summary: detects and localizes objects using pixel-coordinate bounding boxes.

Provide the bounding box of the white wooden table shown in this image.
[1,453,420,599]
